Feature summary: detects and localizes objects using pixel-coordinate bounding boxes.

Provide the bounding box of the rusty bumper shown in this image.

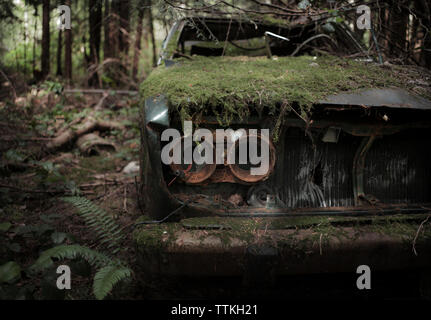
[133,214,431,277]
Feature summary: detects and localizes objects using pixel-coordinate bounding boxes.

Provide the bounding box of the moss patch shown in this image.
[133,214,431,251]
[133,217,181,250]
[141,55,430,126]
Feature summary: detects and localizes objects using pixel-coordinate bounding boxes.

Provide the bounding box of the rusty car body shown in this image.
[135,17,431,279]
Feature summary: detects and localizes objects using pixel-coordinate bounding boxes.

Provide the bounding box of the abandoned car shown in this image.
[135,17,431,279]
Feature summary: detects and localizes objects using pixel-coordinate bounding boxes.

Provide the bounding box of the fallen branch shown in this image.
[56,115,85,137]
[46,119,124,152]
[0,183,93,195]
[79,180,135,189]
[290,34,337,57]
[63,89,137,95]
[0,136,52,141]
[94,92,109,111]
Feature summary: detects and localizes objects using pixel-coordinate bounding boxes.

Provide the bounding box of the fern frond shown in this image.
[42,197,133,300]
[31,244,111,272]
[93,265,132,300]
[62,197,124,253]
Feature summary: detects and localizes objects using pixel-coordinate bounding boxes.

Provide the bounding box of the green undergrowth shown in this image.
[141,55,427,126]
[65,154,118,185]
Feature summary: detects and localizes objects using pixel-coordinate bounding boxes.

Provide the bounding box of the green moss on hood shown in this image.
[140,55,428,126]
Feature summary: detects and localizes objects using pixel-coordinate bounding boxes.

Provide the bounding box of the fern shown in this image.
[31,244,132,300]
[31,197,133,300]
[31,244,111,272]
[62,197,124,254]
[93,265,132,300]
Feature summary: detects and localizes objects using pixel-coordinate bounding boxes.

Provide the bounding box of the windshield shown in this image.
[162,17,362,61]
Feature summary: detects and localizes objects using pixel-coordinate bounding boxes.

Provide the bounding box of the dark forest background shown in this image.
[0,0,430,93]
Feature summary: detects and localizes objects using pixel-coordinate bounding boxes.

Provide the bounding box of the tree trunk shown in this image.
[377,6,389,60]
[387,1,409,57]
[89,0,103,87]
[64,0,72,81]
[415,0,431,68]
[146,0,157,67]
[103,0,112,59]
[108,0,120,58]
[41,0,50,78]
[106,0,130,85]
[32,4,37,74]
[56,30,63,76]
[23,13,27,72]
[118,0,131,54]
[132,2,145,80]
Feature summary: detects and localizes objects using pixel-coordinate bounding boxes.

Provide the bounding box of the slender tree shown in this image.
[32,3,37,74]
[118,0,130,54]
[132,0,145,80]
[56,29,62,76]
[387,1,409,56]
[41,0,50,78]
[103,0,112,59]
[415,0,431,68]
[64,0,72,81]
[89,0,102,86]
[146,0,157,67]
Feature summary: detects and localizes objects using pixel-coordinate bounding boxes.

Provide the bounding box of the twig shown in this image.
[222,17,232,57]
[412,215,430,256]
[94,91,109,111]
[290,34,337,57]
[79,180,135,188]
[123,185,128,213]
[319,233,323,255]
[172,51,193,60]
[289,105,308,124]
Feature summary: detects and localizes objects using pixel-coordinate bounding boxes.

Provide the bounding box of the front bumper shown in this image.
[133,213,431,277]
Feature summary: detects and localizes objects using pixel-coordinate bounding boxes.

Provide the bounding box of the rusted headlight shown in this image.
[169,136,217,184]
[228,133,276,183]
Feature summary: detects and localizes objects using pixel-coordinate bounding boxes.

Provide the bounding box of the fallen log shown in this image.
[76,133,116,156]
[46,119,124,152]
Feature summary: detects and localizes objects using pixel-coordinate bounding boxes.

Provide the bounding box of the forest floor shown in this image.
[0,83,148,299]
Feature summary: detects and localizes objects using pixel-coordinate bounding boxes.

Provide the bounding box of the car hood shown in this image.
[141,56,431,125]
